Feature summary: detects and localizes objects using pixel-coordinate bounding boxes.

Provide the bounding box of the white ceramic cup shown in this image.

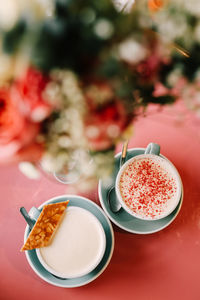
[115,147,182,221]
[35,206,106,278]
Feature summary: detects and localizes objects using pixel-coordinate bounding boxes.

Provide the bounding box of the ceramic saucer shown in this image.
[24,195,114,288]
[98,148,183,234]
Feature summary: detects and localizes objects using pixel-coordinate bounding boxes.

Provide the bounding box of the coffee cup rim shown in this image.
[36,206,106,279]
[115,153,182,221]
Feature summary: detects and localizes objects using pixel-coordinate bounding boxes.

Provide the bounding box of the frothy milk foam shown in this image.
[118,155,180,220]
[38,206,106,278]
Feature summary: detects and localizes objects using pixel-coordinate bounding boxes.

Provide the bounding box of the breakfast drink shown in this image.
[118,155,181,220]
[37,206,106,278]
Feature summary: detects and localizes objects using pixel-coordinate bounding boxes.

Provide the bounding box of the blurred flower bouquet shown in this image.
[0,0,199,187]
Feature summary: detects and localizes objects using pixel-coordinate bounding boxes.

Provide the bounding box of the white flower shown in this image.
[167,68,183,87]
[0,0,54,30]
[182,0,200,17]
[58,136,72,148]
[156,14,188,42]
[0,0,21,29]
[113,0,135,13]
[94,19,114,39]
[118,38,148,64]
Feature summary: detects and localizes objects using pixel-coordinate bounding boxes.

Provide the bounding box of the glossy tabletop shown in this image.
[1,102,200,300]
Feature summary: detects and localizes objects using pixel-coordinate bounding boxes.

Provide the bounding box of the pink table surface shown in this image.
[1,102,200,300]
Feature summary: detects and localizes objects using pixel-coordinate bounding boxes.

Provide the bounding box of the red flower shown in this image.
[136,53,162,84]
[12,67,52,122]
[84,85,131,151]
[0,88,43,164]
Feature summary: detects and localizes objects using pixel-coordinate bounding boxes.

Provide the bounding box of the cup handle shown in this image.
[20,206,41,229]
[145,143,160,155]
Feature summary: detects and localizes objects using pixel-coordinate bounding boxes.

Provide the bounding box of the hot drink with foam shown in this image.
[116,154,181,220]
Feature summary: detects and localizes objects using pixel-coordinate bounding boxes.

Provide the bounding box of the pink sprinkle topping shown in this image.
[119,157,178,219]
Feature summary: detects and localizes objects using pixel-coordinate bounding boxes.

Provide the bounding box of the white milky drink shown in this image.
[37,206,106,278]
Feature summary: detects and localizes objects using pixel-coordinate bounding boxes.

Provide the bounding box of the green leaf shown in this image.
[2,20,26,54]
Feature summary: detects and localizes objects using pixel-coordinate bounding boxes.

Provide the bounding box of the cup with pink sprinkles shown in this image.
[115,143,182,221]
